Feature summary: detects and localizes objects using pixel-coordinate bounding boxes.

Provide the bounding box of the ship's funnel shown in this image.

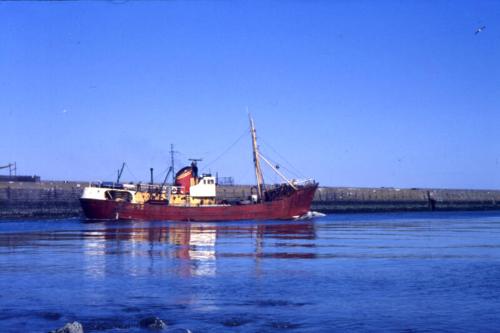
[175,167,193,194]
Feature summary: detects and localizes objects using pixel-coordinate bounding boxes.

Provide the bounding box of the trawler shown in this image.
[80,117,318,221]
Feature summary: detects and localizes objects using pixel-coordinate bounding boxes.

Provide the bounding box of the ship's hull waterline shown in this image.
[80,184,318,222]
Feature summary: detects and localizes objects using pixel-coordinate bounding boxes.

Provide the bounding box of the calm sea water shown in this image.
[1,211,500,332]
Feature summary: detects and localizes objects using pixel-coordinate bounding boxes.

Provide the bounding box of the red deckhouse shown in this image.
[80,116,318,221]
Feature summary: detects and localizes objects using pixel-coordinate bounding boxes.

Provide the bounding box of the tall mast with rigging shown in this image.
[170,143,175,184]
[249,115,264,200]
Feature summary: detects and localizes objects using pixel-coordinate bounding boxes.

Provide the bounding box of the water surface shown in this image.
[1,211,500,332]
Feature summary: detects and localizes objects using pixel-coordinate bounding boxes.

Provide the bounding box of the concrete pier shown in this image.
[1,181,499,219]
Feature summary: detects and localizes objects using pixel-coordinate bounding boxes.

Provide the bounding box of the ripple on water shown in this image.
[1,212,500,332]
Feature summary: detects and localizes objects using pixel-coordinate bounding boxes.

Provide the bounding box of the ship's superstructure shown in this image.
[82,164,218,207]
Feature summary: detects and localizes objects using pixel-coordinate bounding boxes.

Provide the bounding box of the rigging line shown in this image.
[158,167,169,178]
[124,164,139,182]
[101,170,117,182]
[258,152,297,189]
[201,127,250,171]
[259,139,305,178]
[173,158,184,170]
[260,152,301,179]
[176,150,190,160]
[259,137,306,179]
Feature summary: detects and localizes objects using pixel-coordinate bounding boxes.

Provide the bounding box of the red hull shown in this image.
[80,184,318,222]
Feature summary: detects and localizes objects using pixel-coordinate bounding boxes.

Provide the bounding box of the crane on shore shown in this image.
[0,162,16,176]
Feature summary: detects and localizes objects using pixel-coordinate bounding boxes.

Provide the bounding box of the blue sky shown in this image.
[1,1,499,189]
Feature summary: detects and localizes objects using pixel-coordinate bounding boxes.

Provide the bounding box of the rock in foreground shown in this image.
[139,316,167,330]
[49,321,84,333]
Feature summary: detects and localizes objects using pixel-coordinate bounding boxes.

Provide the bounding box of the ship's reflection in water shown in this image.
[83,221,316,278]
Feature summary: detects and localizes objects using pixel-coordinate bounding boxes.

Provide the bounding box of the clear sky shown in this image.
[1,1,499,189]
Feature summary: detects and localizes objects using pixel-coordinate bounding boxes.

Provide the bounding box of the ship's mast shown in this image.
[170,143,175,184]
[249,115,264,200]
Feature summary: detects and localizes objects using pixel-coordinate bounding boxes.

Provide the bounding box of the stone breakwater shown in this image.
[1,181,499,219]
[0,181,84,219]
[218,185,500,213]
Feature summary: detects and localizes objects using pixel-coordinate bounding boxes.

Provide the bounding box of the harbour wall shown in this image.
[218,186,500,213]
[1,181,500,219]
[0,181,84,219]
